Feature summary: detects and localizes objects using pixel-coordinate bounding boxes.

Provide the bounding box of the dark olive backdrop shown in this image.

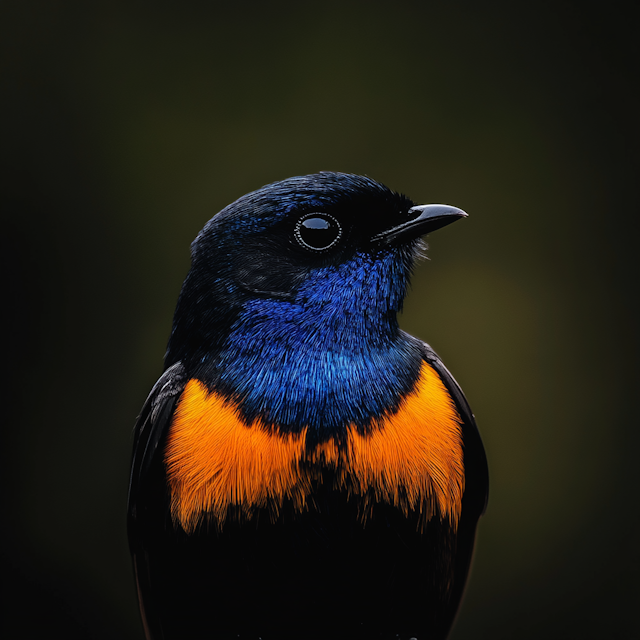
[2,1,638,638]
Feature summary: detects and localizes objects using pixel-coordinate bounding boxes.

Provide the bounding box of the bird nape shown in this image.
[127,172,488,640]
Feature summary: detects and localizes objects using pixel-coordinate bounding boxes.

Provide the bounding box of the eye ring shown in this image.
[294,213,342,252]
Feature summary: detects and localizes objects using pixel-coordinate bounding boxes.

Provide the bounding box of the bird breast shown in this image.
[164,362,465,534]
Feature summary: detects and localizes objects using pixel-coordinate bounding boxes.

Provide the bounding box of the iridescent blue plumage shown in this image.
[217,248,424,433]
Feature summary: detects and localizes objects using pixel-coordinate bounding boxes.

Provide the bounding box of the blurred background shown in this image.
[2,1,638,638]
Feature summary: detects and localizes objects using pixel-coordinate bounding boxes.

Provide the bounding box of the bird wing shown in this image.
[413,337,488,636]
[128,361,187,531]
[127,361,186,640]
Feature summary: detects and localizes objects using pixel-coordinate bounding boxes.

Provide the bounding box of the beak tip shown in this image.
[409,204,468,219]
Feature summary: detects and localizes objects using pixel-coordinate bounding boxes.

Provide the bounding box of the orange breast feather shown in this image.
[165,363,464,533]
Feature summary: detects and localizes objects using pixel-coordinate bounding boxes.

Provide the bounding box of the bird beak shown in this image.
[371,204,468,247]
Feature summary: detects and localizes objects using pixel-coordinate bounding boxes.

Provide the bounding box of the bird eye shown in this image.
[295,213,342,252]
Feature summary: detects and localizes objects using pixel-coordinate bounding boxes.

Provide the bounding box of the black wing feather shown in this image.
[415,337,489,634]
[127,362,186,640]
[128,362,186,534]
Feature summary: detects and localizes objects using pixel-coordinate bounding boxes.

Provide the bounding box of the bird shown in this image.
[127,172,488,640]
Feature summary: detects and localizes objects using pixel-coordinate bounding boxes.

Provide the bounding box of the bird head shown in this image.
[165,172,466,431]
[167,172,465,366]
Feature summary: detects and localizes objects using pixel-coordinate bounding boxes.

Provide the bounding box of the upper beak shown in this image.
[371,204,468,247]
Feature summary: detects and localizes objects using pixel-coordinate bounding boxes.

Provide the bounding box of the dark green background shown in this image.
[2,1,638,638]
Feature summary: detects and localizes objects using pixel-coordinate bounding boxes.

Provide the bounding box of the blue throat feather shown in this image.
[216,245,424,434]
